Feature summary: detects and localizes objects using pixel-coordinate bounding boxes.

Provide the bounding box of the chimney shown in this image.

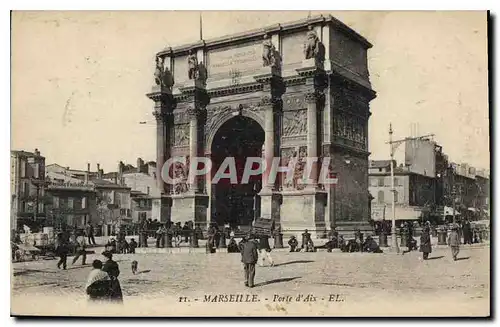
[97,163,100,172]
[87,163,90,172]
[84,172,89,184]
[137,158,144,173]
[118,161,124,174]
[34,148,40,156]
[98,168,103,179]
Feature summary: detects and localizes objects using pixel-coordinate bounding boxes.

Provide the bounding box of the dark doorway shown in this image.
[211,115,264,228]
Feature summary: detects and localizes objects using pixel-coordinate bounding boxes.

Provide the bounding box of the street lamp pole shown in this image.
[387,124,435,252]
[388,124,400,253]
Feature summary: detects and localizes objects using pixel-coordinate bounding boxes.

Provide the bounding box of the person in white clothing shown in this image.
[258,235,274,267]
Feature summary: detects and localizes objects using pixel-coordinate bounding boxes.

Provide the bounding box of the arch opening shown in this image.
[210,115,265,228]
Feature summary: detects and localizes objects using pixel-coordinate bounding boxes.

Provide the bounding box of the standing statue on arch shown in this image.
[154,56,174,90]
[303,25,325,65]
[262,34,274,67]
[187,49,198,80]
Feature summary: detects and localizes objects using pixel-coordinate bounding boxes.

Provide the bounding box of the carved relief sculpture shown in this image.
[283,110,307,136]
[280,148,296,189]
[293,146,308,190]
[174,124,189,146]
[173,156,190,194]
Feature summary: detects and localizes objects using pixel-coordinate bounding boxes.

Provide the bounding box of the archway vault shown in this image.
[206,108,265,154]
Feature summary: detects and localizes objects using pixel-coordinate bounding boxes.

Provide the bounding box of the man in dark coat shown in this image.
[301,229,311,250]
[227,237,239,253]
[462,220,472,245]
[128,238,137,254]
[419,226,432,260]
[288,236,298,252]
[86,223,96,245]
[55,233,69,270]
[362,236,383,253]
[101,251,123,302]
[241,234,258,288]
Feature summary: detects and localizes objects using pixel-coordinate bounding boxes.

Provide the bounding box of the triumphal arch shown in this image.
[147,15,376,237]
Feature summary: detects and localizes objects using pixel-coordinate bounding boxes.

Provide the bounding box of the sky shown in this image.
[11,11,489,173]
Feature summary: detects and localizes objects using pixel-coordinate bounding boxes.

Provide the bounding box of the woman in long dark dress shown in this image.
[86,259,111,302]
[101,251,123,303]
[419,226,432,260]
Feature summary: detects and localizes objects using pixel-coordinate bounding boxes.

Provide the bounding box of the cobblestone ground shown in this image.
[11,244,490,317]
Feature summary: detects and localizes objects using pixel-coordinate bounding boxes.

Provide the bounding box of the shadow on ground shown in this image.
[274,260,314,267]
[13,269,58,277]
[456,257,470,261]
[254,277,301,287]
[427,256,445,260]
[135,270,151,274]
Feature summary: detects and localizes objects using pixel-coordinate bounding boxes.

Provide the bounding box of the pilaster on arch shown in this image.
[206,108,265,154]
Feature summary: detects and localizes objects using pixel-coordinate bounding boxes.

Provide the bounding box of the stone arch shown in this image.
[206,108,265,154]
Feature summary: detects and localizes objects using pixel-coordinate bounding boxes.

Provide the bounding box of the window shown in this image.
[394,178,399,186]
[33,163,40,178]
[51,196,58,208]
[394,190,399,203]
[378,191,385,204]
[73,197,82,209]
[378,177,384,187]
[378,168,382,172]
[20,160,26,178]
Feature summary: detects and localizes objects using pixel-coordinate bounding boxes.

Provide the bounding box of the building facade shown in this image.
[45,169,97,230]
[11,149,47,232]
[147,15,376,236]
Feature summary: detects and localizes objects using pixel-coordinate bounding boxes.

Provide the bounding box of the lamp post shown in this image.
[386,124,435,253]
[388,124,400,253]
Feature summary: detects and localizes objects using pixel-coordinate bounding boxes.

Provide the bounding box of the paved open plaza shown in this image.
[11,243,490,317]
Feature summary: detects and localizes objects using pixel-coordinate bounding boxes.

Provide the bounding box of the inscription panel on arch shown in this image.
[207,41,262,79]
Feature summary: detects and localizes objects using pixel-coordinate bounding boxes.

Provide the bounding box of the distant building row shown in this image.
[369,138,490,223]
[10,150,162,235]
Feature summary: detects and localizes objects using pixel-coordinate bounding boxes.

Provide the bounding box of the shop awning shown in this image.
[371,205,422,221]
[443,206,461,216]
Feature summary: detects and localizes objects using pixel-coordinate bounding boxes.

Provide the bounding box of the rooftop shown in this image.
[369,160,395,169]
[157,14,372,57]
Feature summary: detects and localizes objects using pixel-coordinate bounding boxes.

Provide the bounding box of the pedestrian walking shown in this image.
[86,223,96,245]
[241,234,258,288]
[101,251,123,303]
[463,220,472,245]
[72,233,87,265]
[86,259,111,302]
[447,224,461,261]
[55,233,69,270]
[419,226,432,260]
[258,235,274,267]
